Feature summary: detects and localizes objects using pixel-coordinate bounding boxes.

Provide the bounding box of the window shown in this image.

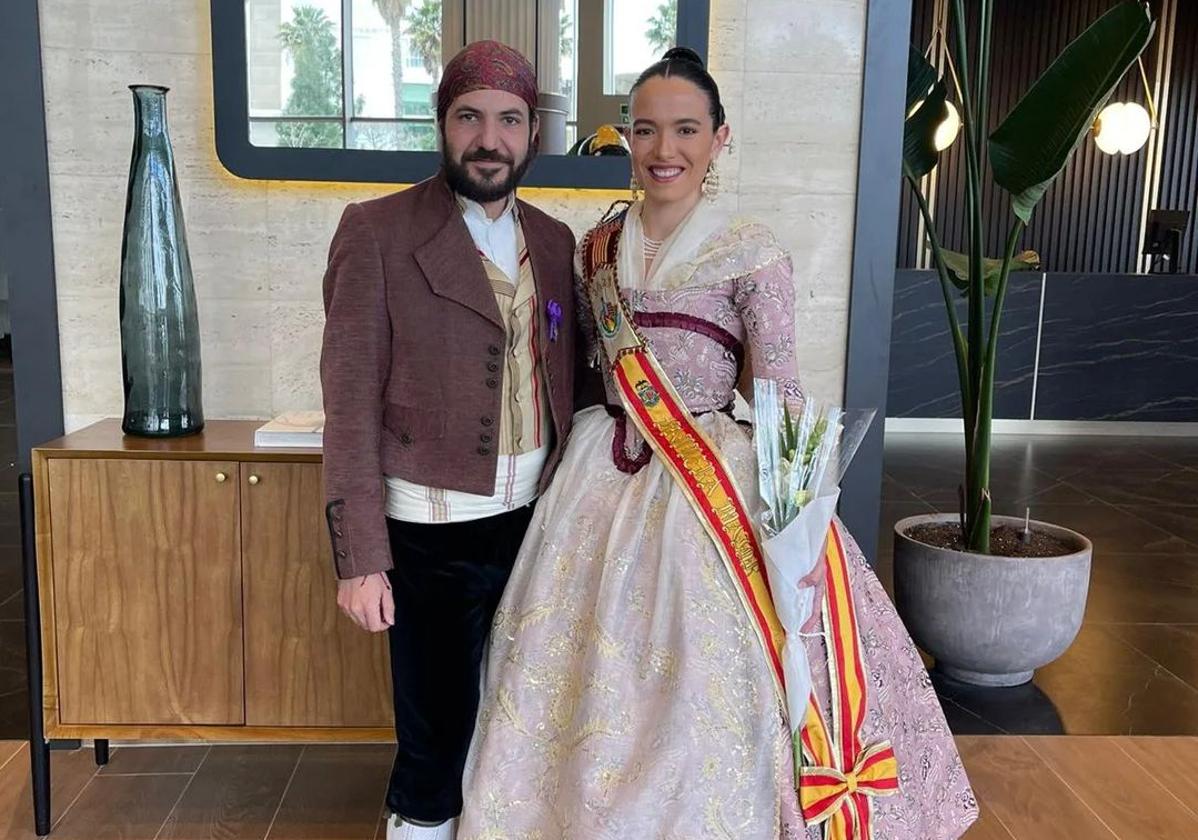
[603,0,676,96]
[246,0,448,152]
[560,0,578,144]
[214,0,708,186]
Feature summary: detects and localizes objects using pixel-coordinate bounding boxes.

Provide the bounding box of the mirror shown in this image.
[214,0,710,187]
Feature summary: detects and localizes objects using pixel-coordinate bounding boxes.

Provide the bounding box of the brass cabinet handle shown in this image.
[248,475,260,486]
[215,472,228,483]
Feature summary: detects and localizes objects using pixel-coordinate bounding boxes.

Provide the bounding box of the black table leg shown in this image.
[94,740,109,766]
[21,473,52,836]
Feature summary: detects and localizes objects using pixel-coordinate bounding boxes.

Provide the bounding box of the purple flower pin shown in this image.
[547,299,563,342]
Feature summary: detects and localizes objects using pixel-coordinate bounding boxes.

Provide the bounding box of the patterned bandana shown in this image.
[437,40,539,123]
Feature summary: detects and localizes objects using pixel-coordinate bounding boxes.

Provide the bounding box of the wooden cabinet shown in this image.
[241,462,392,727]
[32,420,393,743]
[48,458,244,726]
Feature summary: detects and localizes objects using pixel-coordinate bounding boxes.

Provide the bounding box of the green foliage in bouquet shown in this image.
[757,384,841,536]
[902,0,1154,553]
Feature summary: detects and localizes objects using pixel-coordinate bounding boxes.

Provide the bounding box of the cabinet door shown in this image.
[241,462,393,727]
[48,458,245,725]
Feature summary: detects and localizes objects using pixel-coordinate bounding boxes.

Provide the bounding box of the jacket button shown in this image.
[480,433,493,443]
[486,378,498,389]
[334,528,344,538]
[481,416,494,426]
[488,345,500,356]
[487,361,499,372]
[336,549,347,559]
[477,445,490,455]
[400,432,413,445]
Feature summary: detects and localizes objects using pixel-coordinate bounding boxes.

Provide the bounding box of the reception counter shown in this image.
[887,270,1198,422]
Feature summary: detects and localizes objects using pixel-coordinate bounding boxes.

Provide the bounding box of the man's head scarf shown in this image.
[437,40,539,123]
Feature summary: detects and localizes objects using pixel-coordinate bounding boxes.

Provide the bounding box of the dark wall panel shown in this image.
[887,270,1039,419]
[1036,273,1198,420]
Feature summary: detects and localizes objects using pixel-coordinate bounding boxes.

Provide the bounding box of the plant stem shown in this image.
[907,174,971,418]
[966,220,1026,553]
[950,0,986,538]
[976,0,993,155]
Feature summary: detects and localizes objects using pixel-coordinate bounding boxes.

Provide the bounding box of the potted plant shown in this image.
[893,1,1155,686]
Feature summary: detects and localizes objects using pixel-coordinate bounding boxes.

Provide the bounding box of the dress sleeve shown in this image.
[736,254,828,627]
[733,254,805,412]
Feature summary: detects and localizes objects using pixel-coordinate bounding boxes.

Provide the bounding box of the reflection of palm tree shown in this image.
[645,1,677,56]
[406,0,442,83]
[560,12,573,59]
[372,0,412,118]
[277,5,342,148]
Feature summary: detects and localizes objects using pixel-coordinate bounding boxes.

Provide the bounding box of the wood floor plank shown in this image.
[0,739,24,770]
[158,745,303,840]
[962,797,1017,840]
[100,745,210,775]
[48,773,192,839]
[9,738,1197,838]
[1026,736,1198,838]
[1115,737,1198,818]
[956,737,1118,840]
[0,745,105,839]
[265,744,392,840]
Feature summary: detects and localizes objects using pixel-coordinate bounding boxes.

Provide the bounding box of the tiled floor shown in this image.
[1,738,1196,838]
[0,339,1195,744]
[881,431,1198,736]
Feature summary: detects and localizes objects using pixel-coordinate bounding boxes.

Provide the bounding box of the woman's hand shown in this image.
[798,559,826,634]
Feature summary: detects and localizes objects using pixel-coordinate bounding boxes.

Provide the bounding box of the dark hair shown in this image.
[630,47,726,130]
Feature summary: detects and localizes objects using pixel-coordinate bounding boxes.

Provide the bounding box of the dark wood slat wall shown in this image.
[1156,2,1198,273]
[899,0,1195,275]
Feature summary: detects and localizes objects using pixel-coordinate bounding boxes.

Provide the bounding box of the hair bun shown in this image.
[662,46,705,68]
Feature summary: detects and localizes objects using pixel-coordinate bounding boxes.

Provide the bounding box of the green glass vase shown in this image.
[119,85,204,437]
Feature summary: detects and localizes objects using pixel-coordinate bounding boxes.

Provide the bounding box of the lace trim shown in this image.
[651,220,790,292]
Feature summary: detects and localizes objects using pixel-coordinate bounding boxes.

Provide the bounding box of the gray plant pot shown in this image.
[893,513,1092,687]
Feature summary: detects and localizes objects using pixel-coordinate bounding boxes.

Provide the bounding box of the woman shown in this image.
[460,49,977,839]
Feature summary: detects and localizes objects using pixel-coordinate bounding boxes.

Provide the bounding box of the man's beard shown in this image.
[443,146,535,204]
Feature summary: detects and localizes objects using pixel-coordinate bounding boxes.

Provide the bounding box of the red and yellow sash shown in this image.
[582,211,898,838]
[583,213,787,705]
[798,527,900,839]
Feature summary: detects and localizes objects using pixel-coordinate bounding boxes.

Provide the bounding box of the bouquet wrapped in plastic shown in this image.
[753,379,874,735]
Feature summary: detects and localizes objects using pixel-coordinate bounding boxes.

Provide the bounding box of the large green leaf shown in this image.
[904,47,948,180]
[990,1,1154,223]
[938,247,1042,296]
[904,80,948,180]
[906,45,938,114]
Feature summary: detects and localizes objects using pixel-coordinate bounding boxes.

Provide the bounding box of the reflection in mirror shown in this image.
[605,0,676,96]
[243,0,677,156]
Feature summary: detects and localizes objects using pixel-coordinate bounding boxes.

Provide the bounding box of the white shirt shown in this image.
[460,194,520,282]
[383,191,548,523]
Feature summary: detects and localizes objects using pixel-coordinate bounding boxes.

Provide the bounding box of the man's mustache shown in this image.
[463,149,514,165]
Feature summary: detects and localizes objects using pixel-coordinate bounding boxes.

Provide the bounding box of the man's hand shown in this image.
[337,572,395,633]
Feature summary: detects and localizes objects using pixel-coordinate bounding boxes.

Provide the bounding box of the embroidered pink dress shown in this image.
[459,205,977,840]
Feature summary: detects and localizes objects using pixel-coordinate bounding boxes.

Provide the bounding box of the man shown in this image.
[320,41,580,840]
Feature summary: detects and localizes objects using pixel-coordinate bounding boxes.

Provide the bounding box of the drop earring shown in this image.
[701,161,721,202]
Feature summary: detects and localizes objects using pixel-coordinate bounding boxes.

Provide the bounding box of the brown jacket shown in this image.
[320,174,579,579]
